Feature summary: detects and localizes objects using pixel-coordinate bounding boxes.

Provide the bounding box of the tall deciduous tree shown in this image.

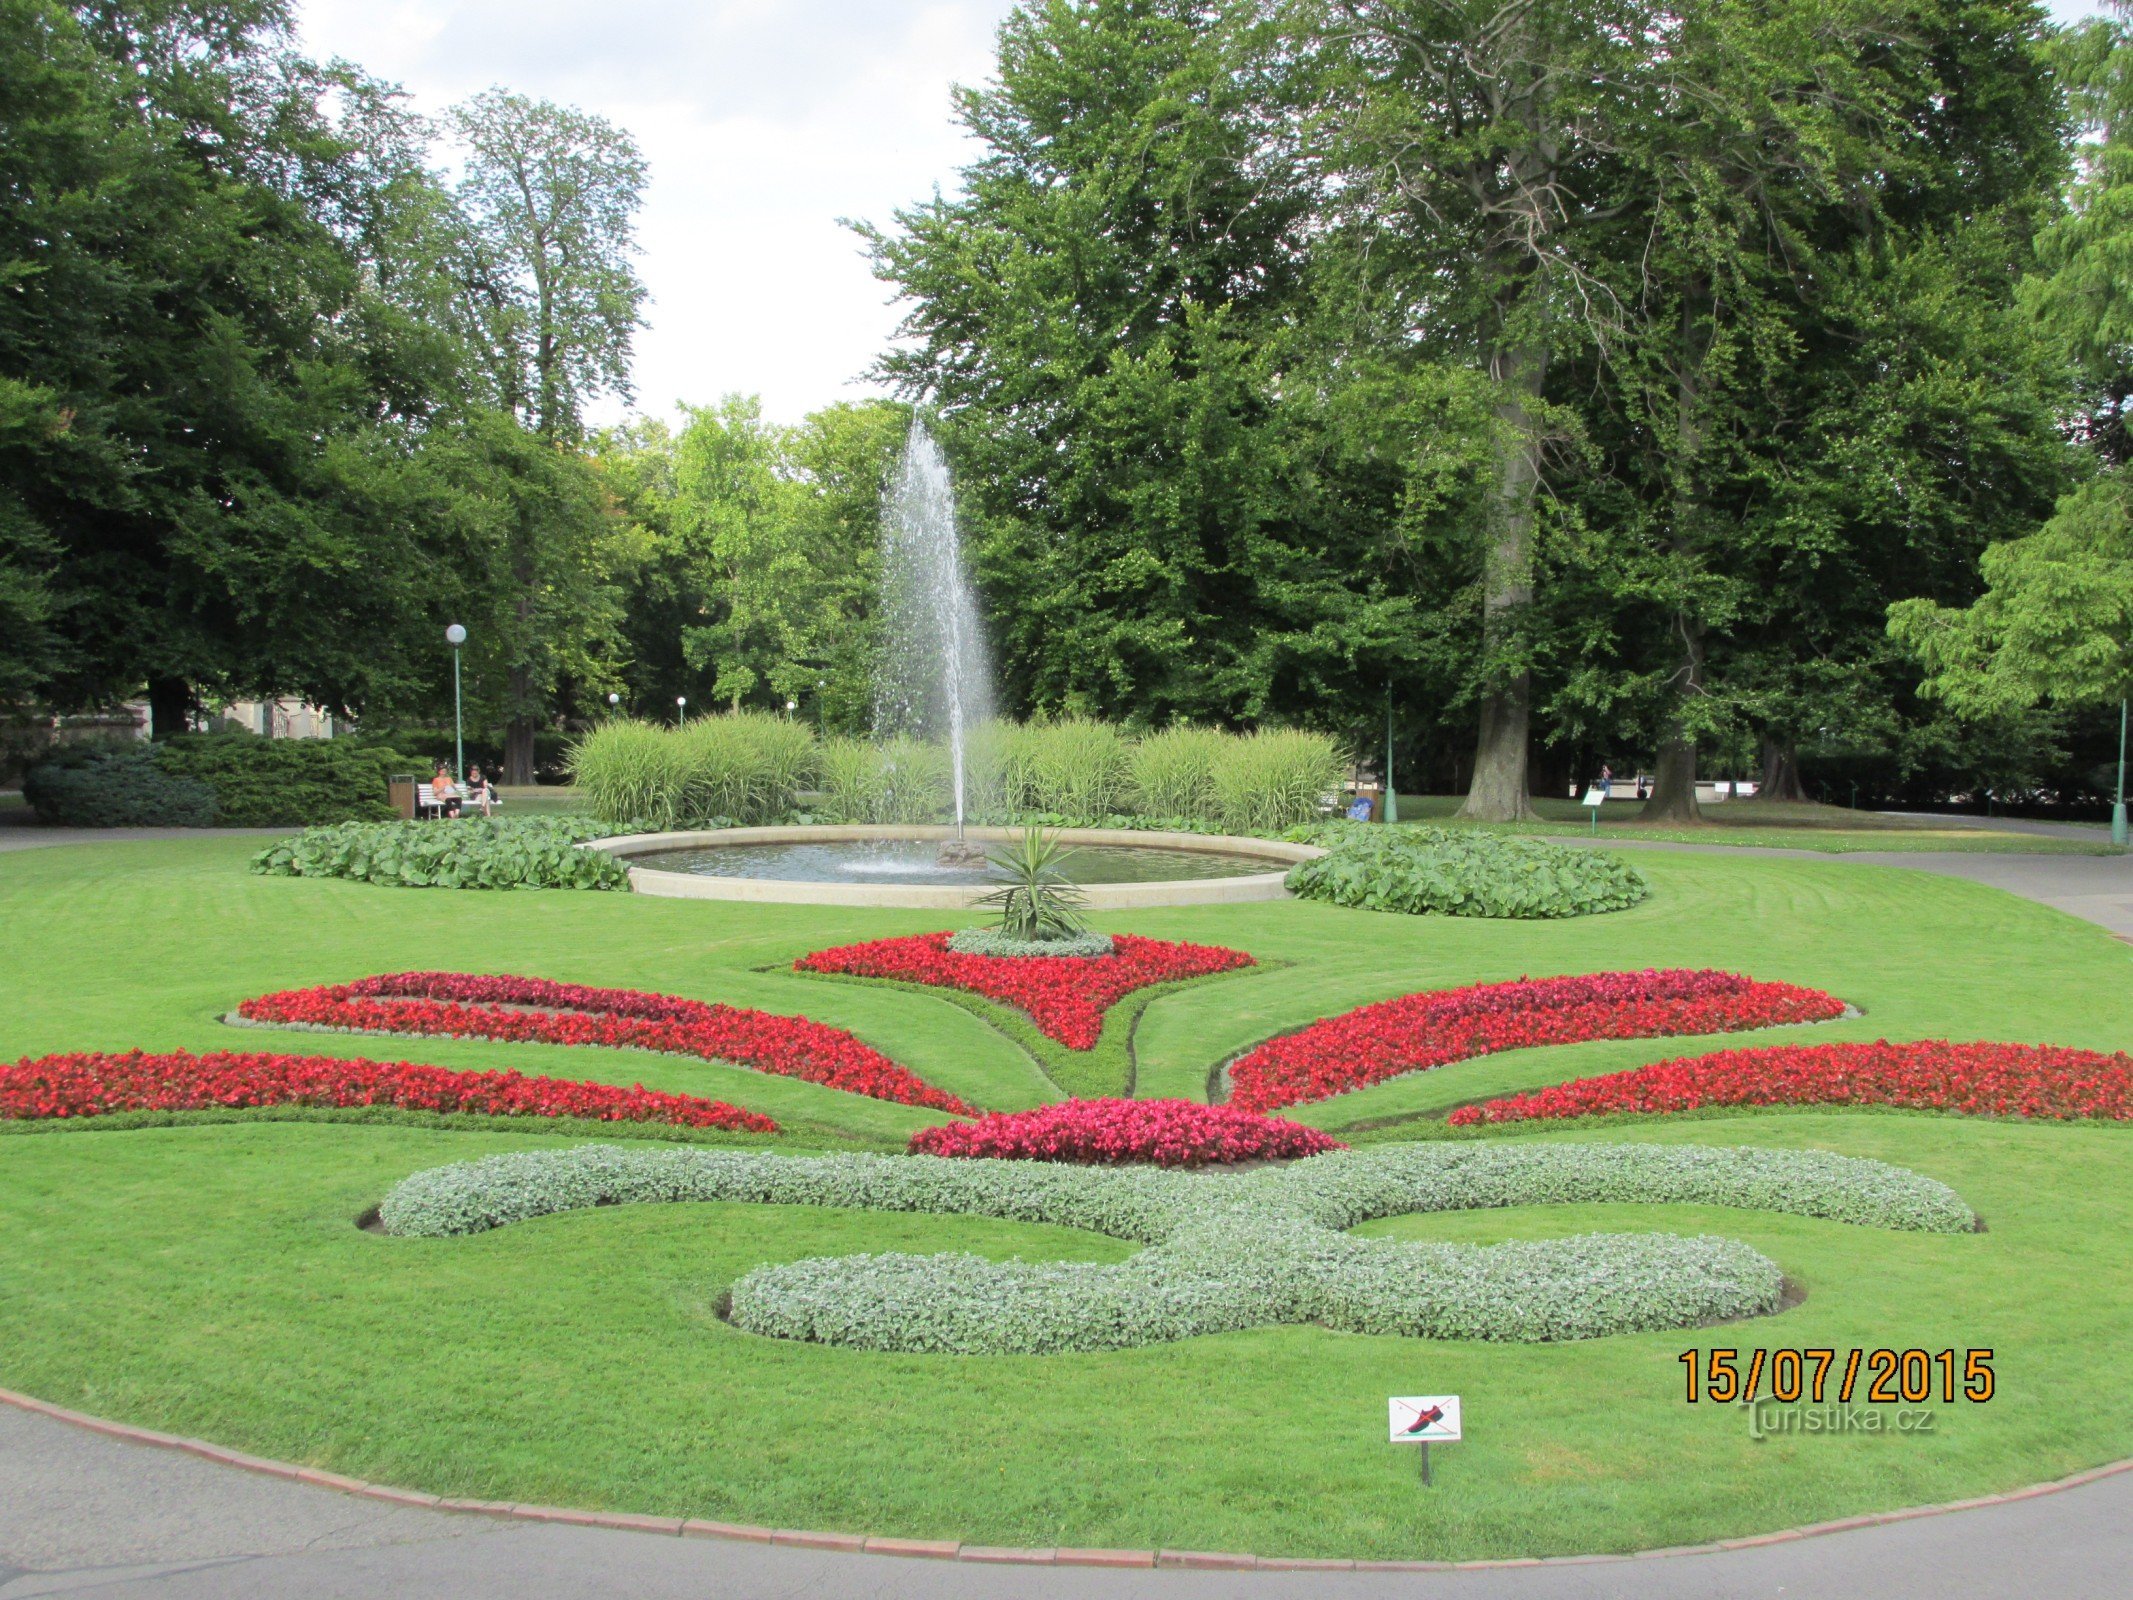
[445,89,647,779]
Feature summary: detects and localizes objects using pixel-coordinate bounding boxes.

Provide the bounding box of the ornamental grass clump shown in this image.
[1022,717,1133,816]
[1129,725,1228,823]
[379,1141,1975,1350]
[676,711,816,824]
[1285,825,1650,918]
[1211,729,1342,833]
[568,720,697,828]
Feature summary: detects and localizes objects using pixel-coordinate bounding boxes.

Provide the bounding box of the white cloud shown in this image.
[295,0,1018,424]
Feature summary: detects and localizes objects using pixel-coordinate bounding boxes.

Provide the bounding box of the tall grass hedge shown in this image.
[569,716,1342,833]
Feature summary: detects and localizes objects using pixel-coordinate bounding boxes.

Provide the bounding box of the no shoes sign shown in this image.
[1389,1395,1461,1486]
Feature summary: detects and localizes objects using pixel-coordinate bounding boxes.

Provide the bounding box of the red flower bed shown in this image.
[1226,969,1846,1114]
[1448,1039,2133,1126]
[909,1098,1343,1166]
[236,972,976,1114]
[794,933,1255,1049]
[0,1048,779,1131]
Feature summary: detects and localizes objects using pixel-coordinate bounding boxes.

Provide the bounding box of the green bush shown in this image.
[1286,825,1650,918]
[22,744,218,827]
[251,815,638,890]
[152,733,403,826]
[1130,725,1227,823]
[571,713,814,827]
[1211,728,1342,833]
[380,1140,1972,1351]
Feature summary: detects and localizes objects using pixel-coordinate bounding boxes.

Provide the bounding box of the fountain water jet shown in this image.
[874,419,994,851]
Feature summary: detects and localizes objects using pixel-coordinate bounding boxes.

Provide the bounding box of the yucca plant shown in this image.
[978,826,1090,941]
[1130,724,1228,824]
[1211,728,1343,834]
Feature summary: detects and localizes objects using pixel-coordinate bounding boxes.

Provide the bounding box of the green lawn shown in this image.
[3,835,2132,1559]
[1391,793,2115,854]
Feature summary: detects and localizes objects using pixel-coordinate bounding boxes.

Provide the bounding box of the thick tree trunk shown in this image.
[1458,338,1547,822]
[1641,734,1702,822]
[504,659,537,786]
[147,677,191,742]
[1759,736,1806,802]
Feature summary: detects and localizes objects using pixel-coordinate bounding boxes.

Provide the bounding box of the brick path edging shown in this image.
[6,1383,2130,1573]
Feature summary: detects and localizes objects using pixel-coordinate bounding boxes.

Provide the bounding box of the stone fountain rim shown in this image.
[583,824,1324,909]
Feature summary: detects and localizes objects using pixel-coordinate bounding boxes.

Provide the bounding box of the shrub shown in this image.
[251,815,637,890]
[152,734,405,826]
[1285,825,1650,918]
[2,1048,778,1132]
[1211,729,1342,833]
[1449,1038,2133,1126]
[1226,969,1846,1114]
[22,744,218,827]
[1129,725,1228,823]
[909,1099,1343,1166]
[379,1140,1974,1350]
[1022,717,1132,816]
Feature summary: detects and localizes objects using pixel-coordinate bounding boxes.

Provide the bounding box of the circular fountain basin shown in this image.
[586,825,1324,908]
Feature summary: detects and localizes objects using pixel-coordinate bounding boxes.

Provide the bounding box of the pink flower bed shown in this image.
[1448,1039,2133,1125]
[794,932,1255,1049]
[0,1048,779,1131]
[236,972,976,1114]
[909,1097,1343,1166]
[1226,969,1846,1114]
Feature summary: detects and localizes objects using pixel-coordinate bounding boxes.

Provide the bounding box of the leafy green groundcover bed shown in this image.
[1286,823,1651,917]
[4,836,2133,1558]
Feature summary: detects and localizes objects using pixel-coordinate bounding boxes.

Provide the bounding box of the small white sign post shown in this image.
[1580,786,1607,835]
[1389,1395,1462,1485]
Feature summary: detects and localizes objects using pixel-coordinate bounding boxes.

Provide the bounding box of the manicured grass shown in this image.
[1391,794,2114,854]
[3,835,2132,1558]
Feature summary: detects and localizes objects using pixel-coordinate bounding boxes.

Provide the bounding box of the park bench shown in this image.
[409,782,501,820]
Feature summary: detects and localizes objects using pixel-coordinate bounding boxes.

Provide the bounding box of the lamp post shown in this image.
[1383,684,1399,825]
[2115,698,2128,850]
[444,624,467,781]
[785,698,798,720]
[608,691,621,718]
[676,695,687,727]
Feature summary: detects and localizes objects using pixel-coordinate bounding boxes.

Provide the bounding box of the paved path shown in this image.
[4,1406,2129,1600]
[8,826,2133,1596]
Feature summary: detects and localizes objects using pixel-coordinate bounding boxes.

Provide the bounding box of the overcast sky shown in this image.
[298,0,2114,429]
[297,0,1020,427]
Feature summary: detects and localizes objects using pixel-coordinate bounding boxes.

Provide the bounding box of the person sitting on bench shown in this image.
[430,763,462,818]
[464,763,495,818]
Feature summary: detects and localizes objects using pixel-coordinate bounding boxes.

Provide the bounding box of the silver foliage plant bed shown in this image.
[378,1142,1976,1353]
[943,928,1115,958]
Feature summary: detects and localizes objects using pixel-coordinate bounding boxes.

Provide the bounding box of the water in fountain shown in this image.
[874,419,994,838]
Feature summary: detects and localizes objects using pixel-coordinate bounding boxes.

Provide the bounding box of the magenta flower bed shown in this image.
[1226,969,1847,1114]
[236,971,976,1114]
[1448,1038,2133,1125]
[794,932,1255,1049]
[909,1097,1343,1166]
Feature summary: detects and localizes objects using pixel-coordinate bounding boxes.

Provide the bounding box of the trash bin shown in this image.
[389,775,417,820]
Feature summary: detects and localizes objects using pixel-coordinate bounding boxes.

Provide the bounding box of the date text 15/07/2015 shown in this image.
[1679,1348,1994,1406]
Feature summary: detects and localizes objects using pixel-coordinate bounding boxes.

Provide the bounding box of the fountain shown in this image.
[873,419,993,861]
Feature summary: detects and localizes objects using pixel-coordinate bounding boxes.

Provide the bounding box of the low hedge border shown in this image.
[380,1140,1975,1351]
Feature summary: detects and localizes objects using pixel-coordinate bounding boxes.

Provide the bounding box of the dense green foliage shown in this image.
[569,714,813,828]
[21,745,218,827]
[24,735,402,827]
[251,816,635,891]
[1285,825,1651,919]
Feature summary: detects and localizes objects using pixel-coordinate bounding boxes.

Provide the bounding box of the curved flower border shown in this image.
[0,1048,779,1132]
[1449,1038,2133,1126]
[1225,969,1848,1114]
[794,932,1255,1050]
[908,1098,1342,1166]
[235,972,976,1114]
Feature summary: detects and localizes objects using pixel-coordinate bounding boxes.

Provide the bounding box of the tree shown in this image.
[445,89,647,779]
[0,0,464,733]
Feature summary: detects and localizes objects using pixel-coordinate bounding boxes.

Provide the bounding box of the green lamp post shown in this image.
[1383,685,1399,825]
[2115,699,2128,850]
[444,623,467,781]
